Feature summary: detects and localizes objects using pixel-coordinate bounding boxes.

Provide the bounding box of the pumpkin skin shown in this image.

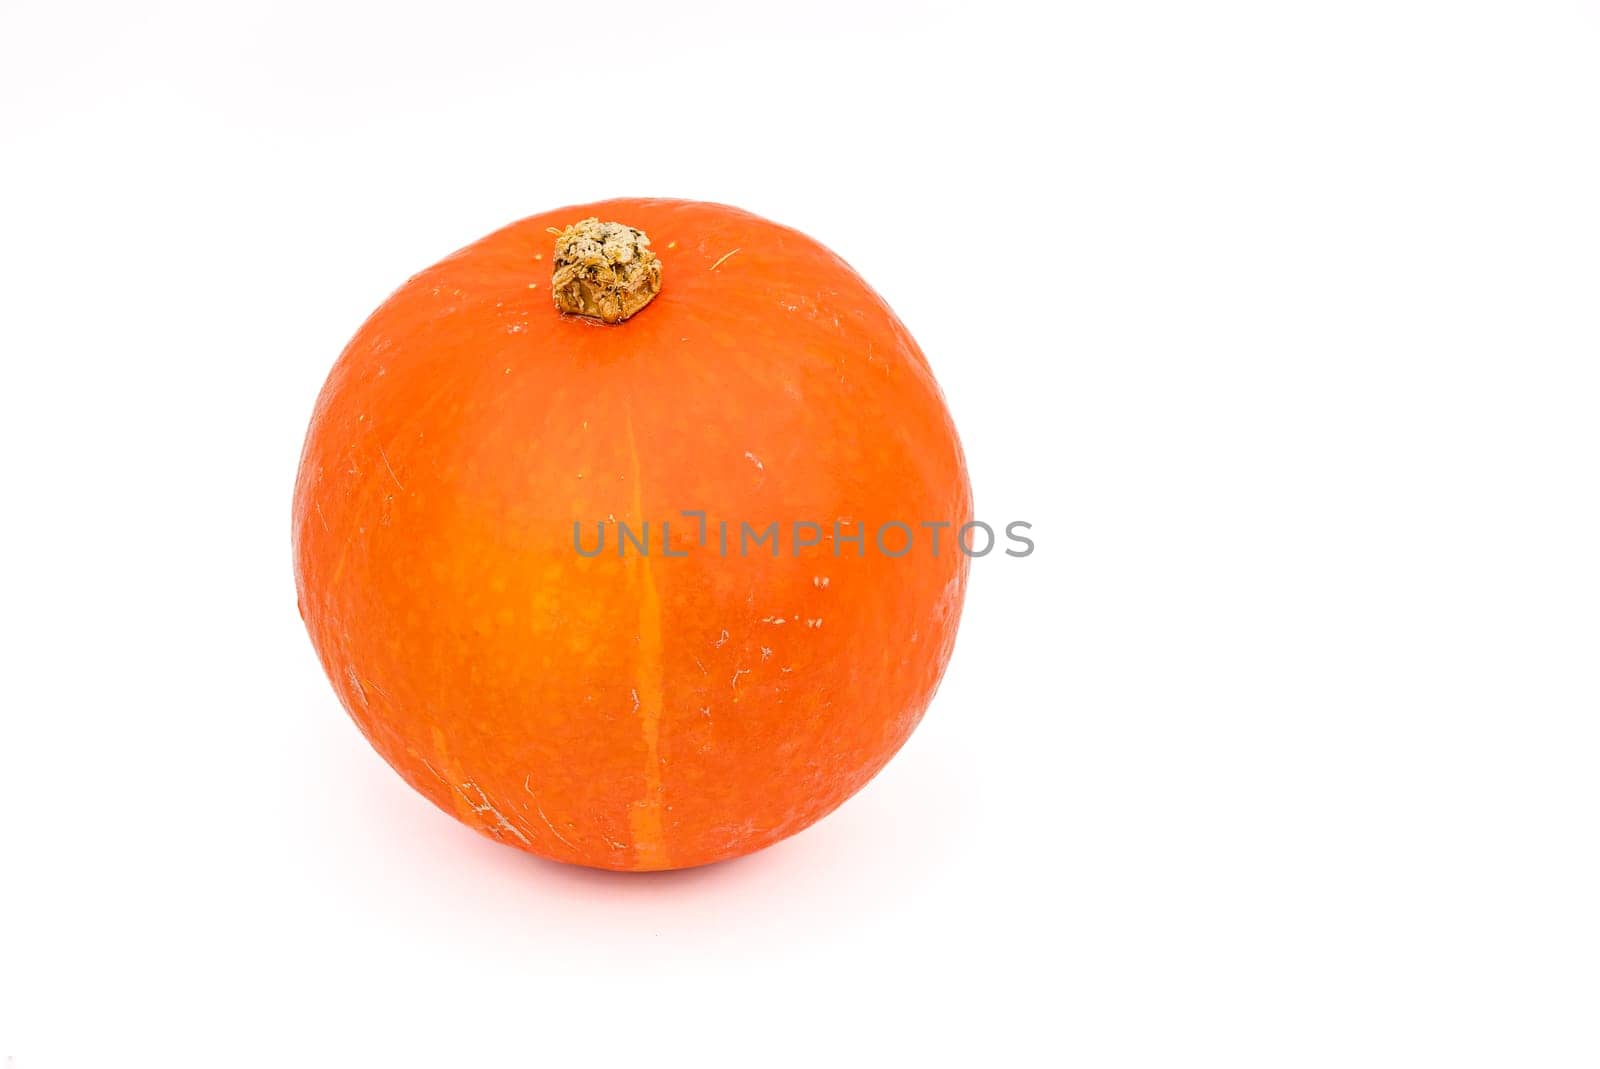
[292,198,971,871]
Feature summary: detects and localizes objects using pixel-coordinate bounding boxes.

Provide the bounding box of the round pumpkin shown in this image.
[292,198,971,871]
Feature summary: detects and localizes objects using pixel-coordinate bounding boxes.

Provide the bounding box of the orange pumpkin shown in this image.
[292,198,971,870]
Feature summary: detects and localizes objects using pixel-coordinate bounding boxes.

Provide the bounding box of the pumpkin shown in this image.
[292,198,971,871]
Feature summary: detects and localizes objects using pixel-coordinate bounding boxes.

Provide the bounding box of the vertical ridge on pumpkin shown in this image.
[624,409,669,869]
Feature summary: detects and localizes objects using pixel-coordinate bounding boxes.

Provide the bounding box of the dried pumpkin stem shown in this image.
[549,218,662,324]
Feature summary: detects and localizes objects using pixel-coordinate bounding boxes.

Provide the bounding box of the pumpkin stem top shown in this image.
[549,218,662,324]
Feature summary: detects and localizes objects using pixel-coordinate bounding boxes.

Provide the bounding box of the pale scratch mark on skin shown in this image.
[315,501,331,533]
[744,451,764,472]
[457,781,532,846]
[700,706,711,718]
[523,776,577,850]
[345,667,368,710]
[694,657,708,676]
[731,668,751,691]
[760,646,772,661]
[709,248,741,271]
[813,576,830,589]
[378,447,403,490]
[806,618,824,629]
[713,629,729,647]
[760,616,787,625]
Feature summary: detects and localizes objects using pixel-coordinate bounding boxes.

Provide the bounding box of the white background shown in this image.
[2,1,1597,1065]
